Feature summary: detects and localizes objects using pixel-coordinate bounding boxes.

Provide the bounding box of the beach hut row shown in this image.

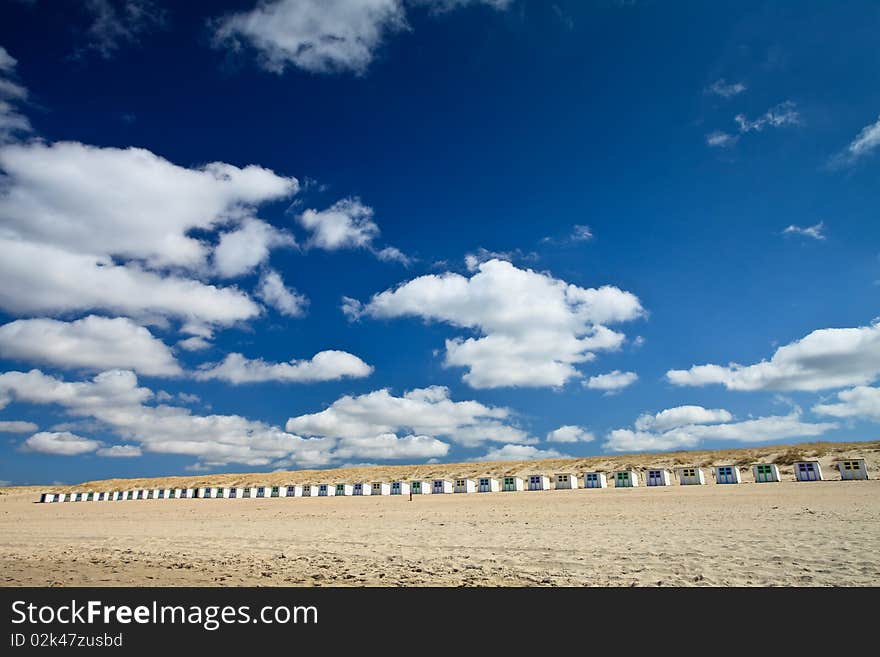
[37,459,870,503]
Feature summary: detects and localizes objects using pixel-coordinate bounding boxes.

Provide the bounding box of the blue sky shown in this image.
[0,0,878,485]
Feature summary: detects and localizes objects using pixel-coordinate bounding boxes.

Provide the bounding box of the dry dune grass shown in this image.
[21,439,879,494]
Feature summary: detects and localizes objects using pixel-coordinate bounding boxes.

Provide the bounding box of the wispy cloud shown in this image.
[830,114,880,168]
[706,78,746,99]
[734,101,801,132]
[705,131,738,148]
[782,221,825,241]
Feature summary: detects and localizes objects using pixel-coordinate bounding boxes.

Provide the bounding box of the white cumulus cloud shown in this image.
[584,370,638,392]
[351,259,644,388]
[472,444,567,462]
[546,425,594,443]
[22,431,101,456]
[0,315,182,377]
[255,269,309,317]
[195,350,373,384]
[0,420,38,433]
[286,385,531,448]
[667,322,880,392]
[605,408,835,453]
[813,386,880,421]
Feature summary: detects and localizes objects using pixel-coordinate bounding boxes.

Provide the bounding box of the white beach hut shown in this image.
[239,486,254,499]
[335,483,354,496]
[752,463,780,483]
[528,475,551,491]
[57,493,68,502]
[678,467,706,485]
[613,470,639,487]
[39,493,52,503]
[353,482,371,496]
[478,477,500,493]
[302,485,319,497]
[583,472,607,488]
[714,465,742,484]
[432,479,453,494]
[200,486,214,499]
[182,488,196,499]
[152,488,164,500]
[84,492,95,502]
[454,478,476,493]
[391,481,410,495]
[137,489,150,500]
[409,481,432,494]
[371,482,391,496]
[284,485,302,498]
[318,484,336,496]
[268,486,281,498]
[255,485,269,498]
[166,488,180,499]
[98,491,110,501]
[646,469,672,486]
[554,473,579,490]
[794,461,823,482]
[110,491,122,501]
[501,476,524,492]
[838,459,869,480]
[225,487,239,499]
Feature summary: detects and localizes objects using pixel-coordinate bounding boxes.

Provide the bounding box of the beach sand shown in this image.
[1,477,878,587]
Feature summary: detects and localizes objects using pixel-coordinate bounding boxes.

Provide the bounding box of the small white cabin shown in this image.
[794,461,823,482]
[137,489,149,500]
[284,485,302,497]
[390,481,410,495]
[200,486,214,499]
[432,479,454,494]
[181,488,196,499]
[57,493,68,502]
[554,473,579,490]
[528,475,551,491]
[111,491,123,501]
[409,481,432,494]
[714,465,742,484]
[318,484,336,496]
[501,476,524,491]
[84,492,96,502]
[371,482,391,496]
[753,463,780,483]
[646,469,672,486]
[39,493,53,503]
[478,477,500,493]
[152,488,165,500]
[301,485,318,497]
[613,470,639,487]
[255,485,269,498]
[678,467,706,485]
[269,486,282,498]
[838,459,869,480]
[335,483,353,496]
[353,482,371,496]
[583,472,607,488]
[239,486,254,499]
[454,478,476,493]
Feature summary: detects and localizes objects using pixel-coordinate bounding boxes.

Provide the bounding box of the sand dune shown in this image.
[22,439,880,494]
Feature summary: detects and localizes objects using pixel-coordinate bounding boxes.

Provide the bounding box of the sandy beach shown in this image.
[2,448,879,586]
